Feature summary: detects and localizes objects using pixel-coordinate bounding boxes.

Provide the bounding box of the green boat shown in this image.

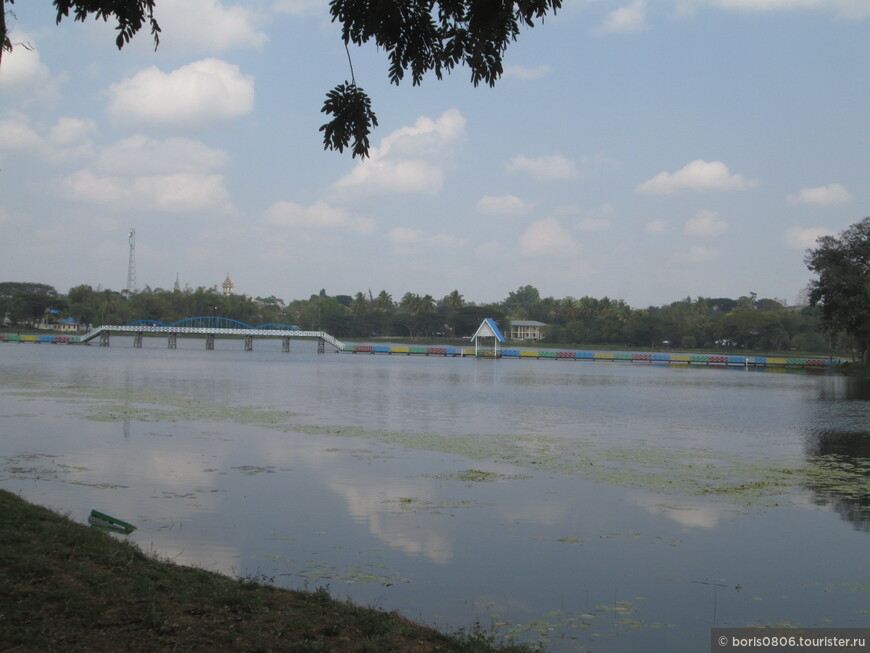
[88,509,136,534]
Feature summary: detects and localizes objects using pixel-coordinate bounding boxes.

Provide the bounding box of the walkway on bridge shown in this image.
[76,317,345,352]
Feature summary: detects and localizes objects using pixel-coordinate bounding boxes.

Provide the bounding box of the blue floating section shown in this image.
[445,347,459,356]
[652,353,670,362]
[502,349,520,357]
[373,345,391,353]
[576,352,595,360]
[727,356,746,364]
[754,357,767,366]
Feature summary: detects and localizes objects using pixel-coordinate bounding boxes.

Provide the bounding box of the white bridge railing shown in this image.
[78,325,345,351]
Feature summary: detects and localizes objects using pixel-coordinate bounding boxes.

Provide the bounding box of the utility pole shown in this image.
[126,228,136,298]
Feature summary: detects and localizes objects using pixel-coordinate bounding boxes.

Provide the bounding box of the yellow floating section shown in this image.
[766,357,788,366]
[520,350,539,358]
[670,354,690,362]
[392,346,409,354]
[594,352,613,360]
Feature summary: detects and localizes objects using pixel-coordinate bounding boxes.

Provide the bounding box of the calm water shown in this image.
[2,338,869,652]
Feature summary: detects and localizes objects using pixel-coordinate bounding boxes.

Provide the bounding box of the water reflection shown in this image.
[3,343,870,653]
[797,377,870,531]
[803,429,870,531]
[630,493,728,530]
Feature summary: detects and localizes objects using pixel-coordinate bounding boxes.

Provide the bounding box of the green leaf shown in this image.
[319,82,378,158]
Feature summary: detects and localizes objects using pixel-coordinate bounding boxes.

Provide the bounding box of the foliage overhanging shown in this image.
[0,0,560,157]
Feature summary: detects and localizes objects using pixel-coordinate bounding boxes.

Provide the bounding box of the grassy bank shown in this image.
[0,490,536,653]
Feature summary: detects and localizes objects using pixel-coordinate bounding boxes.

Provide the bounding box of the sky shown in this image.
[1,0,867,309]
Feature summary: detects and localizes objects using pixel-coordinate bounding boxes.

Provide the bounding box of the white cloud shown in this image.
[96,136,229,175]
[273,0,328,16]
[475,241,508,259]
[784,226,833,249]
[335,159,443,195]
[429,233,467,248]
[64,170,233,212]
[49,118,95,149]
[507,154,581,181]
[0,114,96,162]
[672,0,699,18]
[156,0,268,52]
[0,115,42,152]
[263,201,375,234]
[0,30,57,97]
[503,65,553,81]
[333,109,465,195]
[389,227,425,245]
[89,215,122,233]
[476,195,532,216]
[598,0,649,33]
[577,217,611,231]
[787,183,853,205]
[388,227,466,249]
[107,59,255,128]
[712,0,870,20]
[520,218,580,256]
[684,210,727,237]
[645,219,670,234]
[637,159,757,194]
[373,109,466,159]
[671,246,720,263]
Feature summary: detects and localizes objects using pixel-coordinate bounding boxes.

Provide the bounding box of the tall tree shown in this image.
[805,217,870,362]
[443,289,465,311]
[1,1,559,157]
[373,290,394,311]
[0,282,62,326]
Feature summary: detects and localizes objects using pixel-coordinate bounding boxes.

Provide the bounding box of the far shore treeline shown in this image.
[10,217,867,360]
[0,280,844,355]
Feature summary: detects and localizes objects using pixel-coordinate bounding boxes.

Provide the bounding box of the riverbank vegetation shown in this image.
[0,283,842,357]
[2,215,867,361]
[0,489,537,653]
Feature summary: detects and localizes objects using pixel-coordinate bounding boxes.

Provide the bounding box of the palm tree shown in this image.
[351,291,368,316]
[374,290,394,311]
[444,289,465,311]
[100,290,115,324]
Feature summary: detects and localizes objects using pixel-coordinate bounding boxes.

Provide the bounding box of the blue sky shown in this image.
[1,0,867,308]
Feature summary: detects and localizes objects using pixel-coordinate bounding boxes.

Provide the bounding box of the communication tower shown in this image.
[126,229,136,297]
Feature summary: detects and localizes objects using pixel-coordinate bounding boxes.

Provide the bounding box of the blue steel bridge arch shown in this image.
[255,323,302,331]
[124,317,301,330]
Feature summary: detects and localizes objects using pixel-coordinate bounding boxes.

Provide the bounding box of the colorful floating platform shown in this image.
[340,343,837,369]
[0,332,838,369]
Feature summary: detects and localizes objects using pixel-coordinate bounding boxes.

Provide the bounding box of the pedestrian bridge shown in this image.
[77,317,345,352]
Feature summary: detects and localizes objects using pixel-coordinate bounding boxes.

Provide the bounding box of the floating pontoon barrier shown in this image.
[331,344,840,369]
[0,334,75,344]
[2,331,839,370]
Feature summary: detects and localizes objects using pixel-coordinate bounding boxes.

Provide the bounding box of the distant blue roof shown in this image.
[471,318,506,343]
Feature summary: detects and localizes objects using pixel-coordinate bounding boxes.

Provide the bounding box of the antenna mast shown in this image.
[126,228,136,297]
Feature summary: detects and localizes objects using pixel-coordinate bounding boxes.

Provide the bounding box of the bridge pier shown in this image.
[168,333,177,349]
[318,338,325,354]
[206,334,215,350]
[282,337,290,352]
[134,332,143,348]
[245,335,253,351]
[100,331,110,347]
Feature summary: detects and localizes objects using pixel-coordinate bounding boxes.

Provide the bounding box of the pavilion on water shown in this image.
[470,318,506,358]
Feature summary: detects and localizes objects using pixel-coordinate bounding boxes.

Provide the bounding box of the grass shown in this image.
[0,490,539,653]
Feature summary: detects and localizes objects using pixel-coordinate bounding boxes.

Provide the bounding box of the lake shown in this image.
[1,337,868,652]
